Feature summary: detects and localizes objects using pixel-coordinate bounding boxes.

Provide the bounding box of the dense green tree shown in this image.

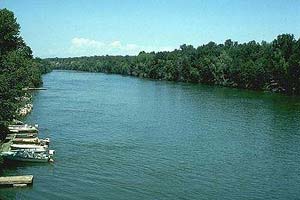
[0,8,51,140]
[0,8,23,56]
[47,34,300,95]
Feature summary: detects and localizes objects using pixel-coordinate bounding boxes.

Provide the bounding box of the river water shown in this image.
[1,70,300,199]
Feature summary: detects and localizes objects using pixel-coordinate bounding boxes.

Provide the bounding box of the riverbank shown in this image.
[1,92,37,165]
[0,94,31,165]
[46,33,300,96]
[0,8,52,141]
[16,94,33,117]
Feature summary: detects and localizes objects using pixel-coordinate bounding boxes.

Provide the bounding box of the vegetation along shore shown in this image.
[1,7,300,143]
[48,34,300,95]
[0,1,300,198]
[0,8,51,144]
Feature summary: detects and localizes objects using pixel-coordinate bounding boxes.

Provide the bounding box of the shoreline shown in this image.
[51,69,300,98]
[0,93,34,165]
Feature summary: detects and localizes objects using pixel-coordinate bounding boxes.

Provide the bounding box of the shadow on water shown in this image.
[2,70,300,200]
[0,160,53,174]
[0,161,38,199]
[0,189,17,200]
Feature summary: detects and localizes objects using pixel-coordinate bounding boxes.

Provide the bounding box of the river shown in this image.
[1,70,300,199]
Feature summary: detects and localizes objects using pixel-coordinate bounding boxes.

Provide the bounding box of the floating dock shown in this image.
[0,175,33,187]
[27,88,47,90]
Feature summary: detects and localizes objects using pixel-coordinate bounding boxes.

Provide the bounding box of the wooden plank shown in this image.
[22,87,47,91]
[13,183,28,187]
[0,175,33,186]
[27,88,47,90]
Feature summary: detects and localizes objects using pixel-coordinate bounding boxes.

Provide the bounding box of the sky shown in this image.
[1,0,300,58]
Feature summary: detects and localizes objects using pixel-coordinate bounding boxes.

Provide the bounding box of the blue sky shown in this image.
[1,0,300,58]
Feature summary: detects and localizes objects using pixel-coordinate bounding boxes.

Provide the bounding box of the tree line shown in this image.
[0,8,51,139]
[48,34,300,95]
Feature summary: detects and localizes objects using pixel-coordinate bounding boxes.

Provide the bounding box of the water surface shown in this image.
[1,70,300,199]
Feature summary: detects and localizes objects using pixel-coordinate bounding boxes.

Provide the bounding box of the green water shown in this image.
[1,70,300,199]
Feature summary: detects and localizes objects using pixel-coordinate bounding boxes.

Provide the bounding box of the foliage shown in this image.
[47,34,300,95]
[0,8,51,140]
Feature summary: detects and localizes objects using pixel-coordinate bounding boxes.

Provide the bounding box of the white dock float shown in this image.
[0,175,33,187]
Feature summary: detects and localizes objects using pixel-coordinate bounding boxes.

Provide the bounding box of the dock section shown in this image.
[22,87,47,91]
[0,175,33,187]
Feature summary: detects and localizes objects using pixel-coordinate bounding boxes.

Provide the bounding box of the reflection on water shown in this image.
[1,70,300,200]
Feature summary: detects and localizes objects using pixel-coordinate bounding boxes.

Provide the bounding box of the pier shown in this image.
[23,87,47,91]
[0,175,33,187]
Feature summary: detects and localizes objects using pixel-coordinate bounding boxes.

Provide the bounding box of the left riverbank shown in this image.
[0,8,52,162]
[1,91,35,165]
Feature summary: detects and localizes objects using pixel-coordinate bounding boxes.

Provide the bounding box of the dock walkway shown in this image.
[0,175,34,187]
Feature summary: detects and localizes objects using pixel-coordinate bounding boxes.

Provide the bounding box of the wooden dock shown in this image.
[27,87,47,90]
[22,87,47,91]
[0,175,33,187]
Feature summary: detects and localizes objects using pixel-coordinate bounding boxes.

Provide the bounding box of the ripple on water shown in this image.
[1,70,300,200]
